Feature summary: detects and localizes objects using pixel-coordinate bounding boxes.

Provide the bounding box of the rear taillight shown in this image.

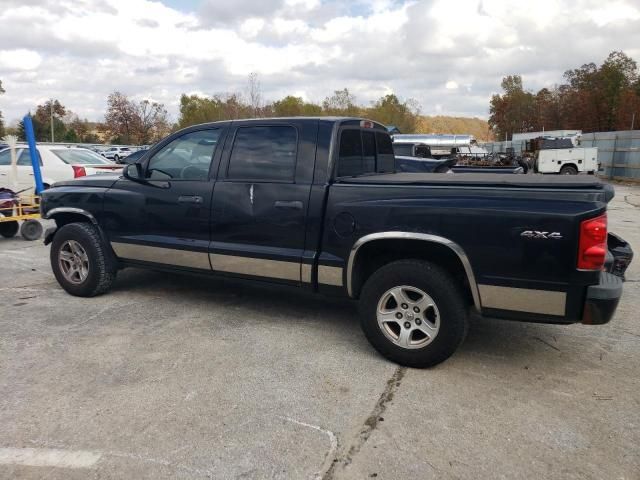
[72,166,86,178]
[577,213,607,270]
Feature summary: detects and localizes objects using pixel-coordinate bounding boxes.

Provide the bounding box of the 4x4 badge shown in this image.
[521,230,563,240]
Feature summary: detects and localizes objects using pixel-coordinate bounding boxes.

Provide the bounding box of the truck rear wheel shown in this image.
[560,165,578,175]
[50,222,117,297]
[359,260,468,368]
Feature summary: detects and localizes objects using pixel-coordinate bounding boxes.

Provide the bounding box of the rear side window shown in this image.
[52,149,111,165]
[376,132,395,172]
[337,129,363,177]
[228,126,297,181]
[337,129,396,177]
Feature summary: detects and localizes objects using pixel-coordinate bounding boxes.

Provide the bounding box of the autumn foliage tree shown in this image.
[489,51,640,139]
[104,91,169,144]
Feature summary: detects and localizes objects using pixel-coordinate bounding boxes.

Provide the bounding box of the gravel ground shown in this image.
[0,184,638,480]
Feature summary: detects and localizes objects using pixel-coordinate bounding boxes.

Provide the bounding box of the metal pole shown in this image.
[50,99,54,143]
[23,115,45,194]
[632,112,636,131]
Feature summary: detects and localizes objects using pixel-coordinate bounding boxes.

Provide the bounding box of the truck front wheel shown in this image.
[50,222,117,297]
[359,260,468,368]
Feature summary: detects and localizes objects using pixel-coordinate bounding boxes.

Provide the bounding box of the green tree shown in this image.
[32,99,67,141]
[365,94,420,133]
[322,88,359,116]
[177,93,252,129]
[271,96,322,116]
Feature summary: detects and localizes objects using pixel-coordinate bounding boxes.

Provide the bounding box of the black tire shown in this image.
[0,221,19,238]
[560,165,578,175]
[20,219,43,241]
[359,260,469,368]
[113,154,119,162]
[50,222,117,297]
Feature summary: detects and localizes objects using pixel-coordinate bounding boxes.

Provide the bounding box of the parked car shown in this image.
[40,117,630,368]
[101,146,132,162]
[0,145,122,193]
[116,149,147,164]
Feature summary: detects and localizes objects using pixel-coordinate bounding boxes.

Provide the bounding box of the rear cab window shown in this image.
[336,126,395,178]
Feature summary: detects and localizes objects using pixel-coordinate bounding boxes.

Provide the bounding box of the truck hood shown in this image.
[338,172,615,202]
[52,174,121,189]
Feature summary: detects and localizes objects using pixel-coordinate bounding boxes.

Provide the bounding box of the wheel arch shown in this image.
[347,232,481,311]
[560,163,578,173]
[43,208,100,245]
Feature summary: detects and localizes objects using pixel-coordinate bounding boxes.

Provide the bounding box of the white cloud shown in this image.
[0,49,42,71]
[0,0,639,124]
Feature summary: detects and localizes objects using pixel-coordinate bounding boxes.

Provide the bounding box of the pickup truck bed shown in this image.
[40,117,631,367]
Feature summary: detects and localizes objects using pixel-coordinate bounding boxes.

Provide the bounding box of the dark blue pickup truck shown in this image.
[40,117,631,367]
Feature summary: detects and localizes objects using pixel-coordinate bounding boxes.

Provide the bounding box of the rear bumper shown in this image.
[605,233,634,279]
[581,272,623,325]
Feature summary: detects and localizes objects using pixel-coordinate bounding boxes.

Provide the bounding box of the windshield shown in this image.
[52,149,114,165]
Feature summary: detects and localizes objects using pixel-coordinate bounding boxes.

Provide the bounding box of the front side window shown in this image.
[227,126,297,181]
[147,129,220,180]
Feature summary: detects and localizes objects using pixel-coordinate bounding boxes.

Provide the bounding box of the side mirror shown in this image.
[123,163,143,181]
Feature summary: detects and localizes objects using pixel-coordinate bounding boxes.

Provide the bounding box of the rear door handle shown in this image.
[178,195,203,204]
[274,200,303,210]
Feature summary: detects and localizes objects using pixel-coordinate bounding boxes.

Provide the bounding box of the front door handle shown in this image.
[274,200,303,210]
[178,195,203,204]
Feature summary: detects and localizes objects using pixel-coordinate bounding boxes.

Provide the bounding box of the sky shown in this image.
[0,0,639,125]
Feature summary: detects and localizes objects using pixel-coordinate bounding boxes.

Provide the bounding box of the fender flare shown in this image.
[42,207,100,245]
[346,231,481,311]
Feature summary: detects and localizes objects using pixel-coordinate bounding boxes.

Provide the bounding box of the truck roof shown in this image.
[181,117,388,129]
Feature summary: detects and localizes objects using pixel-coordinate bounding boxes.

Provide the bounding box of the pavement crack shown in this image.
[323,366,406,480]
[624,195,640,208]
[279,416,337,480]
[533,336,561,352]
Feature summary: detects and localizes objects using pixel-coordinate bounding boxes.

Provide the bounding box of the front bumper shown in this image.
[581,272,623,325]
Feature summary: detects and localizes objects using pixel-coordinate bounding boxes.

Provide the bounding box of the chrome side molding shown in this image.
[346,231,481,311]
[478,285,566,316]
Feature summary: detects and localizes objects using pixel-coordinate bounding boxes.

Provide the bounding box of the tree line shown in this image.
[175,86,421,134]
[2,78,421,145]
[489,51,640,140]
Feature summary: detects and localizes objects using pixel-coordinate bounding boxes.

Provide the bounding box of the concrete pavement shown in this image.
[0,184,638,479]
